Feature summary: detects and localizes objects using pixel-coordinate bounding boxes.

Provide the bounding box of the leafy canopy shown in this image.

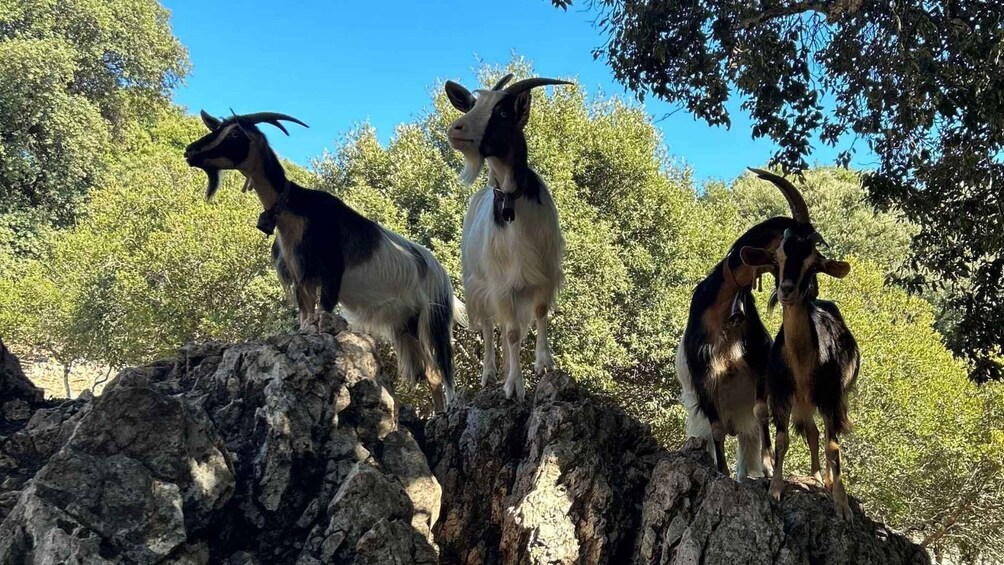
[552,0,1004,382]
[0,0,189,253]
[1,56,1001,558]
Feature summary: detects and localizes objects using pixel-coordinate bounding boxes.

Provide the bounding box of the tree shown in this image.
[3,57,1001,558]
[553,0,1004,382]
[0,0,189,255]
[0,107,296,370]
[313,61,1004,557]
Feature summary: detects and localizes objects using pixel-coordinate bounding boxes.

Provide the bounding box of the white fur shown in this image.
[461,180,564,401]
[290,223,465,407]
[675,341,765,480]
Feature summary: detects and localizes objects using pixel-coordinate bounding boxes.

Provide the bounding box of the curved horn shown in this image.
[492,73,515,90]
[747,167,811,225]
[503,77,573,96]
[237,112,310,136]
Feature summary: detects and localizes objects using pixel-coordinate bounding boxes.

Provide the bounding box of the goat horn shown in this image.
[504,77,573,96]
[492,73,515,90]
[747,167,811,225]
[237,112,310,134]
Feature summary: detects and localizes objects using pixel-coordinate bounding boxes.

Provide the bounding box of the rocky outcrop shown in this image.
[0,326,929,564]
[0,321,438,564]
[425,372,929,565]
[0,338,44,422]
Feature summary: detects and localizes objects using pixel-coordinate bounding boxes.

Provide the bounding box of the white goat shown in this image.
[445,74,569,400]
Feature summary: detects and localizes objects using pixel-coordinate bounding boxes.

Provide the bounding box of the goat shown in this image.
[184,110,467,411]
[741,223,859,520]
[676,168,825,480]
[444,74,570,400]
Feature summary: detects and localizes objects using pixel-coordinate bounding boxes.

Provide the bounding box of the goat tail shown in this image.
[421,274,459,407]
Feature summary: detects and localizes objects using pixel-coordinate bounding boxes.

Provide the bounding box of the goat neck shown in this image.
[241,146,289,212]
[485,134,530,195]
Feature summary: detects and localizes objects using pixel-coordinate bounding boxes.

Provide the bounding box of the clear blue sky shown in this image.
[164,0,861,183]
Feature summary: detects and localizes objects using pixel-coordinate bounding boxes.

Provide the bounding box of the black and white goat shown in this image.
[741,222,859,520]
[184,111,466,410]
[444,74,570,400]
[676,168,824,480]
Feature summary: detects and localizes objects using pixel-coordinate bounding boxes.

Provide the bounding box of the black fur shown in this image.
[429,285,456,392]
[768,300,859,437]
[491,171,544,226]
[682,216,814,473]
[480,93,526,158]
[407,243,428,278]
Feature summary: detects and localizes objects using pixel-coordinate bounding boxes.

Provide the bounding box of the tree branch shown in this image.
[737,1,831,29]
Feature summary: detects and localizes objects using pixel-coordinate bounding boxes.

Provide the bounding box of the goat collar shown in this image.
[492,182,524,224]
[256,181,291,236]
[723,252,764,327]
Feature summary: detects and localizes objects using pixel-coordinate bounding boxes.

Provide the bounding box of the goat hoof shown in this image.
[834,498,853,521]
[514,381,526,401]
[832,483,852,520]
[534,353,554,376]
[769,480,785,501]
[503,378,525,401]
[761,456,775,478]
[480,369,496,388]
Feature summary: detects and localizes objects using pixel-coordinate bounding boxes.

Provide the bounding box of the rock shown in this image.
[2,400,29,422]
[0,323,441,564]
[0,386,234,564]
[0,338,42,408]
[0,324,927,564]
[425,372,930,565]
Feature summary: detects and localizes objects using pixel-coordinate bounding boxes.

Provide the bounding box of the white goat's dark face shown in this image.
[445,83,532,185]
[741,230,850,306]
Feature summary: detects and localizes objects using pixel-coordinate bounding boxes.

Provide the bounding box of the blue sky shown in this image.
[164,0,862,183]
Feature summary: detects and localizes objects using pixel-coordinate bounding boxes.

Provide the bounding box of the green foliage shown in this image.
[0,107,292,368]
[2,55,1001,558]
[0,0,189,255]
[314,61,1004,557]
[553,0,1004,382]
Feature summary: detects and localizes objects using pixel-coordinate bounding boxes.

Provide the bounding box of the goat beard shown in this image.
[201,167,221,200]
[458,149,484,186]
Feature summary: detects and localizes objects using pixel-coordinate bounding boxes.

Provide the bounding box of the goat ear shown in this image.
[514,90,532,129]
[740,246,774,267]
[821,259,851,279]
[200,110,222,131]
[445,81,475,112]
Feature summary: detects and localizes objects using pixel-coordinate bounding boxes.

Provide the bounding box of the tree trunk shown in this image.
[62,362,72,399]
